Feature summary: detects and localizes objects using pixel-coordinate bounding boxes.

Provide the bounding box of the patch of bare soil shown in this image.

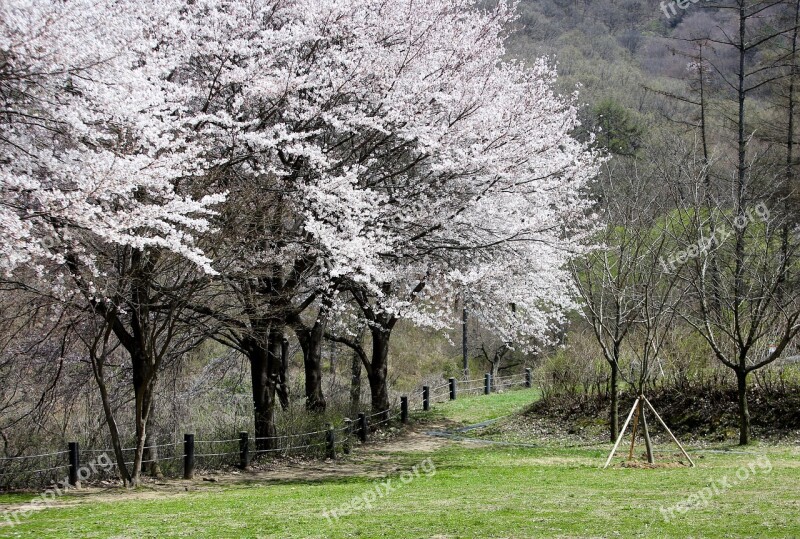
[619,461,690,469]
[372,424,450,453]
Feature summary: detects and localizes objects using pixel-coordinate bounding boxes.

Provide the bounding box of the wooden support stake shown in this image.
[628,400,641,461]
[643,397,694,467]
[603,397,640,469]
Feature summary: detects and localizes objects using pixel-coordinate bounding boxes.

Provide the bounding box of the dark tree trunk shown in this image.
[368,327,391,420]
[736,369,750,445]
[350,352,362,416]
[609,361,619,442]
[266,326,283,439]
[130,345,156,486]
[88,331,132,486]
[303,326,326,412]
[641,405,654,464]
[246,335,277,451]
[294,324,327,412]
[289,299,330,412]
[277,338,290,410]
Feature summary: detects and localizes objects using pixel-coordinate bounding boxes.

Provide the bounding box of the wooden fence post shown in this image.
[343,419,352,454]
[358,413,368,443]
[239,432,249,470]
[423,386,430,411]
[401,396,409,424]
[484,373,491,395]
[183,434,195,480]
[68,442,80,487]
[325,424,336,460]
[449,378,457,400]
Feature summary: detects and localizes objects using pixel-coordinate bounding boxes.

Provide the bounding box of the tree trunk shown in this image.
[609,361,619,442]
[350,342,362,416]
[89,337,132,486]
[143,431,163,479]
[293,323,327,412]
[368,327,391,421]
[289,301,330,412]
[246,337,277,451]
[736,369,750,445]
[130,347,156,486]
[347,326,365,416]
[302,327,326,412]
[641,405,654,464]
[267,325,284,418]
[277,338,289,410]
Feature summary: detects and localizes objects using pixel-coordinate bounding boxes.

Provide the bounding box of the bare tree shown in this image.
[672,0,800,445]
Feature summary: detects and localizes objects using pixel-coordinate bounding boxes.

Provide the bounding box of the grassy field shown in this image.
[1,391,799,538]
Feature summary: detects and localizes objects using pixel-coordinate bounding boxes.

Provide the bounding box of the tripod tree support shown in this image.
[603,395,695,469]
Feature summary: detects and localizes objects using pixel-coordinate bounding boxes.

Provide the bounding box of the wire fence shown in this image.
[0,369,539,490]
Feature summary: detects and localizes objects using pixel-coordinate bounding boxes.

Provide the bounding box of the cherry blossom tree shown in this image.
[1,0,224,484]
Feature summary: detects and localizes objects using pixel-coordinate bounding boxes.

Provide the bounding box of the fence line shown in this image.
[0,369,538,489]
[0,450,68,462]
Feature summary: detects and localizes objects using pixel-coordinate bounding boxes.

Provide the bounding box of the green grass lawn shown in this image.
[420,388,539,425]
[2,390,799,538]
